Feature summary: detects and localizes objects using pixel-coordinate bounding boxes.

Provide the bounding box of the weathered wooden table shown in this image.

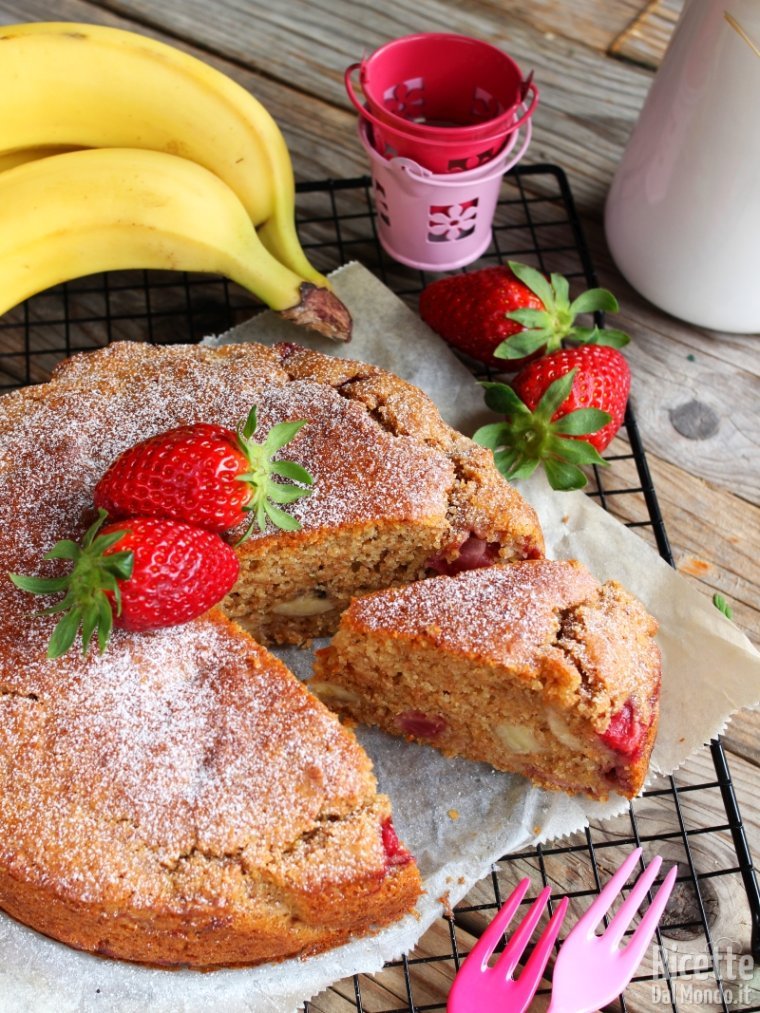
[1,1,758,1010]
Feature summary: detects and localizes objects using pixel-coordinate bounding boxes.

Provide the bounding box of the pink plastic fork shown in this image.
[447,878,569,1013]
[547,847,677,1013]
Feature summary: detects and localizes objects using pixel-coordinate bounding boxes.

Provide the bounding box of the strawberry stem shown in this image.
[235,406,313,542]
[474,374,611,491]
[493,261,631,361]
[8,509,132,658]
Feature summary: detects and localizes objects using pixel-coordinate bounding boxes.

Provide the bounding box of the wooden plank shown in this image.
[80,0,657,216]
[610,0,684,69]
[580,441,759,644]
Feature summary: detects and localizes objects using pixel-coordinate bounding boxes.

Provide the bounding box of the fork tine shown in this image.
[468,877,532,970]
[494,885,552,978]
[619,865,678,970]
[603,855,662,949]
[514,895,569,997]
[576,847,642,934]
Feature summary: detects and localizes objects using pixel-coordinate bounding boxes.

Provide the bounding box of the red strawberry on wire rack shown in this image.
[474,344,631,491]
[94,405,313,542]
[9,511,240,657]
[419,260,630,369]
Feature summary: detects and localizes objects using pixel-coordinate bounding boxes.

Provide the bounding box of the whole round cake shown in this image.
[0,339,544,968]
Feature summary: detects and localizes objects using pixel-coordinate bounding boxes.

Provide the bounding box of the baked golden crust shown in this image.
[0,604,420,967]
[0,339,544,967]
[313,560,661,800]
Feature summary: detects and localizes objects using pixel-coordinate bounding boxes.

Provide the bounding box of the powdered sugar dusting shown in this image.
[0,342,419,914]
[350,560,600,668]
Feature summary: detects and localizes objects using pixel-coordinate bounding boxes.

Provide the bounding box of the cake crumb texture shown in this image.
[313,560,661,800]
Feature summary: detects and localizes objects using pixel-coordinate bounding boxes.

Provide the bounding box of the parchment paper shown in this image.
[3,263,759,1013]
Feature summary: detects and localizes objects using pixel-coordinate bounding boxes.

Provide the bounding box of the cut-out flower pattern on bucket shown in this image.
[383,77,425,119]
[470,86,504,122]
[447,147,500,172]
[373,179,391,225]
[428,200,478,242]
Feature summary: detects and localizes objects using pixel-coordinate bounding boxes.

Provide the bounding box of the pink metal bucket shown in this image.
[345,33,538,173]
[358,115,532,270]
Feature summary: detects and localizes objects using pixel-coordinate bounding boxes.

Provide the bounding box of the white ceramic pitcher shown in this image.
[604,0,760,333]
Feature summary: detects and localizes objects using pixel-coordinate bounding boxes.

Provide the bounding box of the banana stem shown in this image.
[280,284,353,342]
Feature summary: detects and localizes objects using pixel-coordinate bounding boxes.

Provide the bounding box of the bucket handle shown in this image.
[388,111,533,188]
[345,62,369,117]
[511,73,539,133]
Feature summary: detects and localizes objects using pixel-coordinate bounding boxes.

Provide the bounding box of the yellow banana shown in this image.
[0,21,340,324]
[0,147,350,340]
[0,145,82,172]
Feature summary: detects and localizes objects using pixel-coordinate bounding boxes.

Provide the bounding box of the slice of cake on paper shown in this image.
[312,560,661,800]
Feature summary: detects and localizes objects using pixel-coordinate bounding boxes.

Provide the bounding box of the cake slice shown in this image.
[312,560,661,799]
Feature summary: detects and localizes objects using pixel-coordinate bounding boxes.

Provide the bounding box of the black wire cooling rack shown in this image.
[1,165,758,1012]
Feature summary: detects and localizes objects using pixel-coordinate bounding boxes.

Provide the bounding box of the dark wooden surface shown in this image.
[1,1,758,1009]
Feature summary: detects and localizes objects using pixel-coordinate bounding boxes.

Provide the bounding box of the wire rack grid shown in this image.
[1,165,758,1012]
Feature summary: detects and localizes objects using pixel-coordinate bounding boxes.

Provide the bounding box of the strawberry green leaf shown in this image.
[270,460,313,484]
[569,288,620,315]
[263,500,302,531]
[80,606,100,657]
[552,407,611,436]
[504,308,551,328]
[504,457,539,481]
[97,594,114,653]
[241,405,258,440]
[544,434,608,465]
[535,370,577,419]
[712,593,734,620]
[481,382,530,416]
[544,457,589,491]
[498,262,631,355]
[573,326,630,348]
[48,607,83,659]
[472,422,510,450]
[477,361,613,492]
[550,272,570,307]
[264,419,307,453]
[267,483,310,505]
[8,573,70,594]
[45,539,81,561]
[594,327,630,348]
[493,446,521,475]
[100,551,134,582]
[507,260,555,307]
[494,330,550,360]
[91,531,133,555]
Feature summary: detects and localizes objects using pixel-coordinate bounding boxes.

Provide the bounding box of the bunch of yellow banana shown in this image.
[0,22,351,341]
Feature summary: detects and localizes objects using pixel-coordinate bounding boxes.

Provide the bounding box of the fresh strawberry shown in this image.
[94,405,313,541]
[419,260,629,369]
[474,344,631,491]
[9,510,239,657]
